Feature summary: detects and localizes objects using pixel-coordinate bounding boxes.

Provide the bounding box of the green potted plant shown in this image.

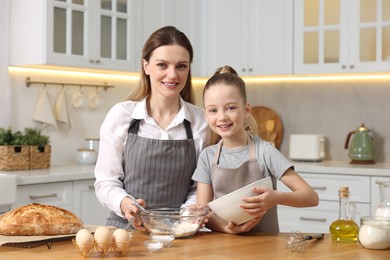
[23,127,51,169]
[0,127,30,170]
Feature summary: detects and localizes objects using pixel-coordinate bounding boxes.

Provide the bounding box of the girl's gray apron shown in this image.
[107,119,197,228]
[210,136,279,233]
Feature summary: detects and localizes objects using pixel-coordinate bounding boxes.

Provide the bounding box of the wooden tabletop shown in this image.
[0,231,388,260]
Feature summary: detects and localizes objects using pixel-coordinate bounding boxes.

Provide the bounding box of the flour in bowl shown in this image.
[171,223,199,237]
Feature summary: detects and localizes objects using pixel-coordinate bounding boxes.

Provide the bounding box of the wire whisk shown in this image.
[286,231,324,252]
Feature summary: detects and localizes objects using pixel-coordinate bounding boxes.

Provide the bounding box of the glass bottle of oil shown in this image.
[329,186,359,242]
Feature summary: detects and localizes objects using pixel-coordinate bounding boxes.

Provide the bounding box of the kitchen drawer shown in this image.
[279,173,370,203]
[11,182,73,211]
[278,201,370,233]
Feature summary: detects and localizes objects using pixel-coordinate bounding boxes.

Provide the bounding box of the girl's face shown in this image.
[143,45,190,100]
[203,84,250,143]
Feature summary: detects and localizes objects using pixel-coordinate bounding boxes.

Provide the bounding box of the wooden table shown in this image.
[0,231,388,259]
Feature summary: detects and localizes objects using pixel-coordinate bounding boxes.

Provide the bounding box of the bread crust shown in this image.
[0,203,83,236]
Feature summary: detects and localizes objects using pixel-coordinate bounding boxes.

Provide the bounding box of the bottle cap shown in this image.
[339,187,349,197]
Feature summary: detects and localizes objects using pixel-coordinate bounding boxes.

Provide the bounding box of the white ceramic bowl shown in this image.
[76,148,97,165]
[208,177,273,225]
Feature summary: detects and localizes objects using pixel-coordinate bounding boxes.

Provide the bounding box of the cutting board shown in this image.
[250,106,283,149]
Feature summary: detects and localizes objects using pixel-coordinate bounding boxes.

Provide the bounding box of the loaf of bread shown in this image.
[0,203,83,236]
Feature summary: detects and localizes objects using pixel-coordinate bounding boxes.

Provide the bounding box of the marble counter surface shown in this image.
[294,160,390,177]
[1,161,389,187]
[0,164,95,185]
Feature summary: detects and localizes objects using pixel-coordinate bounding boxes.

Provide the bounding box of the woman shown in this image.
[94,26,209,230]
[192,66,318,234]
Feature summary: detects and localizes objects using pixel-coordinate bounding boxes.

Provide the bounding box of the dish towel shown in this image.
[54,87,71,128]
[32,86,57,128]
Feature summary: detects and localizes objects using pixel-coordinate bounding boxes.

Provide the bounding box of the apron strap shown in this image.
[213,134,256,164]
[128,119,193,139]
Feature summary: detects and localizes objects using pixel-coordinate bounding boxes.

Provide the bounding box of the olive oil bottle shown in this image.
[329,187,359,242]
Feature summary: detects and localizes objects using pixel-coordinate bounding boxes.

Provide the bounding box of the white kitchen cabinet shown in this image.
[11,181,73,211]
[73,179,110,225]
[132,0,203,76]
[294,0,390,74]
[201,0,293,77]
[278,173,371,233]
[370,176,390,216]
[10,0,137,72]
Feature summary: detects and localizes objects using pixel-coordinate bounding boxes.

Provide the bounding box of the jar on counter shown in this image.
[76,148,97,165]
[358,216,390,250]
[85,138,100,154]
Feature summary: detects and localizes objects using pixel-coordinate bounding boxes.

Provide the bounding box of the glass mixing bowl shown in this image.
[139,205,208,238]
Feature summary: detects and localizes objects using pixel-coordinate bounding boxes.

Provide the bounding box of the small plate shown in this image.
[208,177,273,225]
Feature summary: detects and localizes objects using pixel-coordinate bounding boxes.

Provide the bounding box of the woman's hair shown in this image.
[125,26,195,104]
[203,65,258,144]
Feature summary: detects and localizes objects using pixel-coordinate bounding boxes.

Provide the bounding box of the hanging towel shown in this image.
[32,86,57,127]
[54,87,71,128]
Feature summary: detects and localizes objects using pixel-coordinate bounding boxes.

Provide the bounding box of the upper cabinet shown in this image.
[201,0,293,77]
[10,0,137,72]
[132,0,203,76]
[294,0,390,74]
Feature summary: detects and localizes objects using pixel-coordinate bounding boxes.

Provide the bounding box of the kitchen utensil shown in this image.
[88,87,100,108]
[286,231,324,252]
[76,148,97,165]
[344,123,375,164]
[139,205,208,238]
[358,216,390,250]
[375,180,390,217]
[72,87,84,108]
[250,106,283,149]
[208,177,273,225]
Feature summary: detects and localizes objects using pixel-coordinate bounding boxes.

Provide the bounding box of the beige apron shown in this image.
[210,136,279,233]
[107,119,196,228]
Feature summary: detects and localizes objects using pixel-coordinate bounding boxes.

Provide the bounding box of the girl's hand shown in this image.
[225,216,263,234]
[120,196,147,231]
[240,187,277,217]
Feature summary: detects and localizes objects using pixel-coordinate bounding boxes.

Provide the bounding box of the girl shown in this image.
[94,26,209,230]
[192,66,318,234]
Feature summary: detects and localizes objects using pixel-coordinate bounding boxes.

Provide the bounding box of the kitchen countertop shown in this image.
[294,160,390,177]
[1,161,389,186]
[0,231,388,259]
[0,164,95,185]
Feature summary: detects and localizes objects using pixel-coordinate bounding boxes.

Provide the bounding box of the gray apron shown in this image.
[107,119,197,228]
[210,136,279,233]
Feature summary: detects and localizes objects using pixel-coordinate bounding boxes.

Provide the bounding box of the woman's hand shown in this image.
[225,216,263,234]
[120,196,146,231]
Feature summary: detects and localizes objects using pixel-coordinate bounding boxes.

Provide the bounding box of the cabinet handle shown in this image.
[249,68,253,72]
[350,65,354,69]
[29,193,58,200]
[300,216,327,222]
[242,68,246,72]
[312,186,327,191]
[341,65,346,69]
[95,60,101,64]
[89,59,94,63]
[88,185,95,190]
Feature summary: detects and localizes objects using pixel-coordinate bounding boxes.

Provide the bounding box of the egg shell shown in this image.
[113,229,132,254]
[94,226,113,252]
[75,229,94,254]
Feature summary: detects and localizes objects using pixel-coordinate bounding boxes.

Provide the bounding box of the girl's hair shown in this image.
[125,26,195,104]
[203,65,258,144]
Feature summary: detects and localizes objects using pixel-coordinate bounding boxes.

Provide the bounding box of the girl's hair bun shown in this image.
[214,65,238,76]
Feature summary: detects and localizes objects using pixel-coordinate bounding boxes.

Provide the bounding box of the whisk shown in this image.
[286,231,324,252]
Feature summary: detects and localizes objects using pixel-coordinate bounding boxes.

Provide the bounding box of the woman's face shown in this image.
[203,84,250,142]
[143,45,190,100]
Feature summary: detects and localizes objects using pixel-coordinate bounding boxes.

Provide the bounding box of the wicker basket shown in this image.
[30,145,51,169]
[0,145,30,171]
